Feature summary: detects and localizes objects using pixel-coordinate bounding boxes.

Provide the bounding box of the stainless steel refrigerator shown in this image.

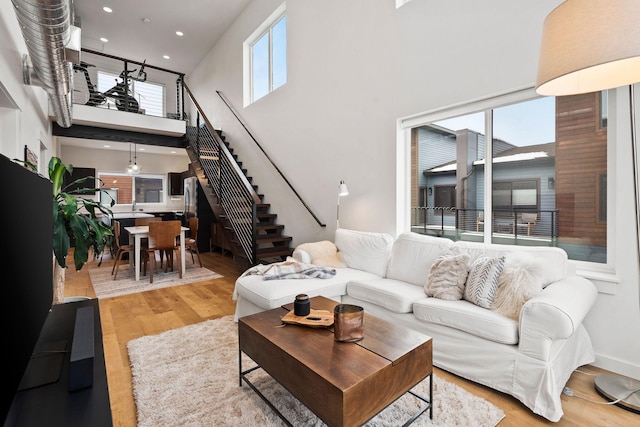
[184,176,198,221]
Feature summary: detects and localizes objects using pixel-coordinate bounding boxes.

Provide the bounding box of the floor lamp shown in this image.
[536,0,640,412]
[337,180,349,229]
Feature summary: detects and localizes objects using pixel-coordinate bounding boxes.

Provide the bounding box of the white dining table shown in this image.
[124,225,190,281]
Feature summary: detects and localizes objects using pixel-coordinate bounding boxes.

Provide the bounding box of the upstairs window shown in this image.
[97,71,165,117]
[244,3,287,105]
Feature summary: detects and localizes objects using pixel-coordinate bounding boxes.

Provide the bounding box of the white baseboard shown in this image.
[592,354,640,381]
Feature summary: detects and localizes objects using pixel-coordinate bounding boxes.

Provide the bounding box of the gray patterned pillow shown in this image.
[464,255,506,309]
[424,250,470,300]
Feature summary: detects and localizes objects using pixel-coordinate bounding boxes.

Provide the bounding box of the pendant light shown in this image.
[131,143,140,174]
[127,143,140,175]
[126,143,133,174]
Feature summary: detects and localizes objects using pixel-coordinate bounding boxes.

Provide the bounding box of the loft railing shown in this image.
[216,91,326,227]
[183,83,260,264]
[73,49,186,120]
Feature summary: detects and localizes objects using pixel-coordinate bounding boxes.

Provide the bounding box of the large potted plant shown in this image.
[49,157,114,303]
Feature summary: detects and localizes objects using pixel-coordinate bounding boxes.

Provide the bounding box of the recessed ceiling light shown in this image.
[163,55,170,59]
[176,31,184,37]
[103,6,112,13]
[100,37,109,43]
[170,150,177,154]
[103,145,111,148]
[139,147,145,151]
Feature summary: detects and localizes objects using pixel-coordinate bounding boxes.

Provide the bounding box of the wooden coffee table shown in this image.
[238,296,433,426]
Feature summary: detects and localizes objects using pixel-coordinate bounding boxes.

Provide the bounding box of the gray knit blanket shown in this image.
[242,258,336,280]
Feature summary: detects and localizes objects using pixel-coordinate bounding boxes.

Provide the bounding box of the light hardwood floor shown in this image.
[65,250,638,426]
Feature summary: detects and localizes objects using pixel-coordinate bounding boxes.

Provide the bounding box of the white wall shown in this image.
[188,0,640,379]
[0,0,52,173]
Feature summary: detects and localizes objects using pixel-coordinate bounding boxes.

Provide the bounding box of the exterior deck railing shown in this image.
[411,207,559,239]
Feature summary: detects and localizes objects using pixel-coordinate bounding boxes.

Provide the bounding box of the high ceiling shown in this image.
[74,0,250,75]
[61,0,251,156]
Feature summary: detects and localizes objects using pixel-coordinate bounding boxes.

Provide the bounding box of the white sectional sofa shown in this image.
[232,228,598,422]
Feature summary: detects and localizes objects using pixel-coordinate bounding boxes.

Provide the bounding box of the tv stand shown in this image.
[4,299,112,426]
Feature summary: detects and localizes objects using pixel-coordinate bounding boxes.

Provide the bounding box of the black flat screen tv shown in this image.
[0,154,53,422]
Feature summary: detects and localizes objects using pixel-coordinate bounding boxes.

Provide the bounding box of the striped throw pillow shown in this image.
[464,255,506,309]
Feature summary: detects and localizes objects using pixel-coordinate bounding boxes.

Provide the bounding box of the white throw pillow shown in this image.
[424,249,470,300]
[492,255,544,320]
[293,241,346,268]
[464,255,505,309]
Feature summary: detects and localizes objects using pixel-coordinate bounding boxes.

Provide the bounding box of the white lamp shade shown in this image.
[338,181,349,197]
[536,0,640,96]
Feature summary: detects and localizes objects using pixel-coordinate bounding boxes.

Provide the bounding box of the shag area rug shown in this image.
[128,316,505,426]
[89,260,222,299]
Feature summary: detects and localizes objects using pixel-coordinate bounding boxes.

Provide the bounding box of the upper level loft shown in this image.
[50,49,186,140]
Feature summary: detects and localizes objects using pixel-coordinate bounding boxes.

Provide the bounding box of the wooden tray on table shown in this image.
[281,309,334,328]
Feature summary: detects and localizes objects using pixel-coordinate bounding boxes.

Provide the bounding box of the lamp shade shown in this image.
[338,181,349,197]
[536,0,640,96]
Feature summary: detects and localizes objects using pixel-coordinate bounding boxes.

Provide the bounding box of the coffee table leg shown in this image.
[238,349,294,427]
[238,349,242,387]
[402,374,433,426]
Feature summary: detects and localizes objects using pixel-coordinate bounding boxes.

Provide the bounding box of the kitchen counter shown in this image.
[100,212,154,226]
[112,212,155,219]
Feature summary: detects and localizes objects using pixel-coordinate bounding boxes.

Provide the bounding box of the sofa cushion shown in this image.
[492,255,544,320]
[412,297,519,345]
[346,278,426,313]
[424,248,470,300]
[386,232,453,286]
[234,267,380,310]
[334,228,394,277]
[464,256,505,309]
[454,241,569,286]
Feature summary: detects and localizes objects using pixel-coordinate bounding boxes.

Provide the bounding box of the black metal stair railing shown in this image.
[216,90,326,228]
[183,84,260,264]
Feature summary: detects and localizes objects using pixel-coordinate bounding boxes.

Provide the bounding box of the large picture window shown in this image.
[408,88,608,264]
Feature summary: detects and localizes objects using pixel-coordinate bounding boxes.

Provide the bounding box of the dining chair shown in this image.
[111,220,137,280]
[185,217,202,268]
[142,220,182,283]
[135,216,161,260]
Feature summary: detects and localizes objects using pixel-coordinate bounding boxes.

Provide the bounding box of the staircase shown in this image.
[184,122,293,271]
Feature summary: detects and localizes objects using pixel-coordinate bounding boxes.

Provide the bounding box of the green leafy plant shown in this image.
[49,157,114,270]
